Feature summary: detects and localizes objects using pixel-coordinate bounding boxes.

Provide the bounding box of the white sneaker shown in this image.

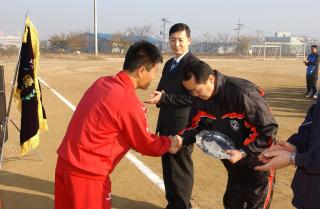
[305,92,313,98]
[314,94,318,99]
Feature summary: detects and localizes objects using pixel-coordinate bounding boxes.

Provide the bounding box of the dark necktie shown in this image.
[169,60,178,73]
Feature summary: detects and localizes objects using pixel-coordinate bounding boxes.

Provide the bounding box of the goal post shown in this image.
[248,44,282,60]
[248,42,306,60]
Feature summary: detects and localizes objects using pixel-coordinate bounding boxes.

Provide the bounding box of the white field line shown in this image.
[39,78,76,111]
[38,77,165,191]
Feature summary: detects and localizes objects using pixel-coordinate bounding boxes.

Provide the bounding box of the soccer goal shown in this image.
[248,42,306,60]
[248,44,282,60]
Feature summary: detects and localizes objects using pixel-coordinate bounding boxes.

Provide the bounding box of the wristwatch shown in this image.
[289,152,296,165]
[239,149,247,158]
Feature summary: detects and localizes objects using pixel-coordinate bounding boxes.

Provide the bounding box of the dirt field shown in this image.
[0,56,315,209]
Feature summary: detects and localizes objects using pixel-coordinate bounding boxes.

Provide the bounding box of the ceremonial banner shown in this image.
[14,16,48,156]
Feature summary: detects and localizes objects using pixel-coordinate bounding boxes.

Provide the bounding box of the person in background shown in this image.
[145,23,199,209]
[303,45,319,99]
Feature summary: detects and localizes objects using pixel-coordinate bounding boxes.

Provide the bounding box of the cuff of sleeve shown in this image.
[295,153,306,167]
[156,93,166,107]
[181,136,188,145]
[287,136,300,152]
[181,136,194,145]
[287,137,297,146]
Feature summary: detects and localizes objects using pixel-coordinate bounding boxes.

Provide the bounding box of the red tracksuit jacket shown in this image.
[57,71,170,176]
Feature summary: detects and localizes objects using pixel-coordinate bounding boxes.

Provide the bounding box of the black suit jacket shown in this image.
[156,51,199,136]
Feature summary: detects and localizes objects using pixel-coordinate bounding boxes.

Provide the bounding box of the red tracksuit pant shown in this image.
[55,157,111,209]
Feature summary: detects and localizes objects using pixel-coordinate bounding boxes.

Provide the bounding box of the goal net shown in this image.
[248,42,306,60]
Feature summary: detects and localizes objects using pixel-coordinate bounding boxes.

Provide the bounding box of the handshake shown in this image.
[168,135,183,154]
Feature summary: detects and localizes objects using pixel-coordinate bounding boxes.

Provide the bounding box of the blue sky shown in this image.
[1,0,320,40]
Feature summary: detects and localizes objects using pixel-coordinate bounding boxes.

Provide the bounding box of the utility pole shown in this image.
[234,18,244,55]
[161,18,170,53]
[94,0,98,55]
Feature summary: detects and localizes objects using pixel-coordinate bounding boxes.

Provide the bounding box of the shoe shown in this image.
[314,94,318,99]
[305,92,313,98]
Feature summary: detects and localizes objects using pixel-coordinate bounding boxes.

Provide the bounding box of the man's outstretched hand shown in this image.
[258,141,296,164]
[144,90,163,104]
[255,149,292,171]
[255,141,296,171]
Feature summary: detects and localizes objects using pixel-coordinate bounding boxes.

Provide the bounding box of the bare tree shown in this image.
[253,30,265,44]
[201,32,214,53]
[239,35,255,54]
[40,40,49,53]
[216,33,235,54]
[126,24,155,41]
[48,34,68,52]
[109,32,131,54]
[0,45,19,56]
[66,32,88,52]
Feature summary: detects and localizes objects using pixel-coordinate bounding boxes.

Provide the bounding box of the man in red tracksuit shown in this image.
[55,41,181,209]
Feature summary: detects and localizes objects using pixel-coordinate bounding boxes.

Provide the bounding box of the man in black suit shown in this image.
[146,23,198,209]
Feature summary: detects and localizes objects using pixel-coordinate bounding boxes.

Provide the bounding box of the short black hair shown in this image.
[169,23,191,38]
[123,41,163,72]
[311,45,317,49]
[182,61,214,84]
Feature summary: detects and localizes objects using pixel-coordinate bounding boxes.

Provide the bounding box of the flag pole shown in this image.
[0,13,27,170]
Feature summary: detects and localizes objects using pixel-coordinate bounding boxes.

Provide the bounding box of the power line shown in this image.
[234,17,245,54]
[161,18,170,53]
[94,0,98,55]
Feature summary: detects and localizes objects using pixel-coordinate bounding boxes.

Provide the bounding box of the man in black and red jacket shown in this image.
[177,60,278,209]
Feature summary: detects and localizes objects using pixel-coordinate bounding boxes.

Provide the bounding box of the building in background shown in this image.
[265,32,305,56]
[249,32,307,59]
[0,36,21,48]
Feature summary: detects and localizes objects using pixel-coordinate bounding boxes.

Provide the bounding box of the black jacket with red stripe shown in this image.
[179,70,278,181]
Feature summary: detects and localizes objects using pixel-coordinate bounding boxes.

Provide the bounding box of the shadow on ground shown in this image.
[0,170,53,195]
[112,195,163,209]
[264,86,316,118]
[0,190,53,209]
[0,170,163,209]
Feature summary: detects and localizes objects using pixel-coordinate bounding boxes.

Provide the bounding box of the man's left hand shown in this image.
[226,150,243,164]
